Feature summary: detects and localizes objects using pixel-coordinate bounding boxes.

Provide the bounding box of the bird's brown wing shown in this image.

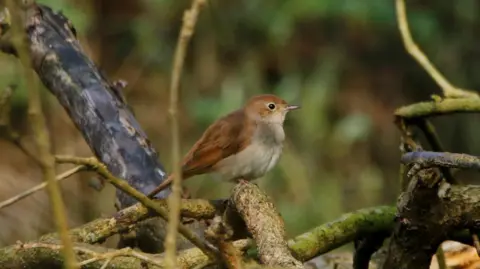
[181,109,252,178]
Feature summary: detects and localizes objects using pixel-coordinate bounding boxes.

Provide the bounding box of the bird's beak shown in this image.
[286,105,300,111]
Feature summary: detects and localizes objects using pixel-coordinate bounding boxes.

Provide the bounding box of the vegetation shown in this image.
[1,0,480,268]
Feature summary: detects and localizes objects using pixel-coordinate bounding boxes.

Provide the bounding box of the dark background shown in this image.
[1,0,479,251]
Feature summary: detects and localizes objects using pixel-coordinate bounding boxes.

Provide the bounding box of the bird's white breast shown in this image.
[215,123,284,182]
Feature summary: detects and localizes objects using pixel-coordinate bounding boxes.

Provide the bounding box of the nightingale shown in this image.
[147,94,299,198]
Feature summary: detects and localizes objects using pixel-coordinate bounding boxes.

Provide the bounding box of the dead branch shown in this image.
[165,0,206,267]
[382,167,480,269]
[0,165,85,209]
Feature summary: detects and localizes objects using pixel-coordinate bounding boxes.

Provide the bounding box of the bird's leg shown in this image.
[238,178,248,184]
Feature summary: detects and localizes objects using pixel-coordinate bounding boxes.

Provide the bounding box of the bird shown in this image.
[147,94,300,198]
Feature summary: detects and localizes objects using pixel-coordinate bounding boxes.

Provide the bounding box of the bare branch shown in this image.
[0,165,85,210]
[395,0,478,99]
[166,0,207,267]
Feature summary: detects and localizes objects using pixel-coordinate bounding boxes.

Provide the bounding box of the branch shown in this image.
[4,1,77,268]
[232,182,303,268]
[0,165,85,210]
[383,166,480,269]
[1,202,398,268]
[414,119,456,184]
[395,98,480,119]
[39,198,223,245]
[0,240,253,269]
[54,155,218,259]
[166,0,206,267]
[40,199,399,265]
[288,206,395,262]
[395,0,478,99]
[401,151,480,173]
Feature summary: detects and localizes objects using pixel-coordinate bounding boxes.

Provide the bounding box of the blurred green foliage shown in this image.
[2,0,480,248]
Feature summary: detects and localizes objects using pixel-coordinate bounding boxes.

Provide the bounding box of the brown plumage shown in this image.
[147,94,299,198]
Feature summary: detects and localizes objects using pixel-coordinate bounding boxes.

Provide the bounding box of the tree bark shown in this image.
[382,168,480,269]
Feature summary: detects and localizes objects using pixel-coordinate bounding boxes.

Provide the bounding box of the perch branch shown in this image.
[166,0,206,267]
[232,182,303,268]
[5,0,78,268]
[395,0,478,99]
[54,155,218,260]
[0,165,85,210]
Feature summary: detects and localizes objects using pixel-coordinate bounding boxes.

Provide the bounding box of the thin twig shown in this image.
[54,155,218,260]
[166,0,206,268]
[5,1,78,268]
[0,165,85,210]
[395,0,478,99]
[77,247,163,268]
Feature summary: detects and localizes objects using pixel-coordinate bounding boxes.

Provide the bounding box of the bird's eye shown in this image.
[267,103,276,110]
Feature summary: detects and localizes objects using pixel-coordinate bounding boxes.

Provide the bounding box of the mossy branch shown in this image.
[395,98,480,119]
[39,198,222,245]
[288,206,395,262]
[0,203,398,268]
[0,240,253,269]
